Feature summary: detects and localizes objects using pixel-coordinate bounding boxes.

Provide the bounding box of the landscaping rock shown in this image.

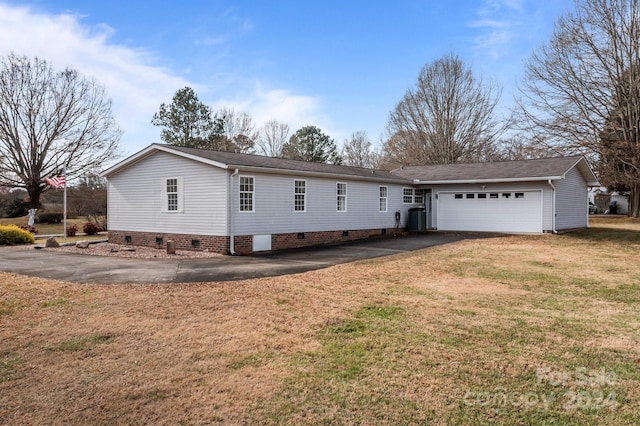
[122,246,136,252]
[45,237,60,248]
[75,241,90,249]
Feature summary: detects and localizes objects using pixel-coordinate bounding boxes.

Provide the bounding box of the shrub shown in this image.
[82,222,100,235]
[0,225,35,245]
[6,198,28,218]
[19,225,38,234]
[38,213,64,224]
[67,224,78,237]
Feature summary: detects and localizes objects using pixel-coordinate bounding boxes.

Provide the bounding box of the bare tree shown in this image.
[256,120,290,157]
[0,53,121,208]
[498,134,565,161]
[66,172,108,229]
[215,107,258,154]
[341,131,380,168]
[382,53,502,168]
[518,0,640,216]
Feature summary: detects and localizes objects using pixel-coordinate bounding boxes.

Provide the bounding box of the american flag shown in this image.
[45,175,66,188]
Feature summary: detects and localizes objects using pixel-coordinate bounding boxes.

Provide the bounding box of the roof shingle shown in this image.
[165,144,408,182]
[390,156,588,182]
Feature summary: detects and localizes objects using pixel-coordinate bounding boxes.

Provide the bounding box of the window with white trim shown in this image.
[379,186,388,212]
[403,187,413,204]
[337,182,347,211]
[239,176,254,212]
[166,178,178,211]
[162,177,183,212]
[294,179,306,211]
[414,189,424,204]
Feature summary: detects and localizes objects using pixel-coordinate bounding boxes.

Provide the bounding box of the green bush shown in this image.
[0,225,35,245]
[5,198,28,218]
[37,213,64,224]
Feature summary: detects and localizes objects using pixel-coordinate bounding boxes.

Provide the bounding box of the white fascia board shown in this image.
[557,157,600,187]
[100,144,158,177]
[413,176,565,185]
[100,144,228,177]
[571,157,600,186]
[154,145,228,169]
[226,164,411,184]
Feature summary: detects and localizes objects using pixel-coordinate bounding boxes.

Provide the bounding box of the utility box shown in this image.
[408,207,427,232]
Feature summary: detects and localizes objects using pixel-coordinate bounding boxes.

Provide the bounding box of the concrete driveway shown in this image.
[0,232,488,284]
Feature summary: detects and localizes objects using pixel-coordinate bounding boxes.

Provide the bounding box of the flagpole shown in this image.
[63,167,67,240]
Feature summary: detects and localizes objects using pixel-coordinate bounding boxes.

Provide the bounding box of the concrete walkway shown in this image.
[0,233,488,284]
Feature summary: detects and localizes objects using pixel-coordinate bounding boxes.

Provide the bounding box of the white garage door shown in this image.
[437,190,543,233]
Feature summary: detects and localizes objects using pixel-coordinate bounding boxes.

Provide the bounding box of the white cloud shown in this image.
[0,3,329,156]
[469,0,526,58]
[0,3,188,155]
[210,83,328,134]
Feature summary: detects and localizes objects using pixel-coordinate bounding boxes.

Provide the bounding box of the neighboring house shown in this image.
[101,145,599,254]
[589,188,629,215]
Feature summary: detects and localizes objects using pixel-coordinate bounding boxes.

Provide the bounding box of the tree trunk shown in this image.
[630,184,640,218]
[26,183,42,209]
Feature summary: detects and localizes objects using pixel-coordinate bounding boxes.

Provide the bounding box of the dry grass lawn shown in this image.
[1,217,639,425]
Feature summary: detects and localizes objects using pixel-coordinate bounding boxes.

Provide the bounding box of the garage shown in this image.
[437,190,543,233]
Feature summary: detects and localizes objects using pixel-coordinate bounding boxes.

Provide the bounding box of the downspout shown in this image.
[548,179,557,234]
[229,169,239,255]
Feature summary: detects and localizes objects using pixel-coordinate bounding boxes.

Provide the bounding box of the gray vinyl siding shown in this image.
[426,182,554,232]
[231,172,411,235]
[555,167,588,230]
[107,151,228,235]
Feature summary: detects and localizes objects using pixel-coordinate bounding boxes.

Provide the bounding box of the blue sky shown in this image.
[0,0,574,157]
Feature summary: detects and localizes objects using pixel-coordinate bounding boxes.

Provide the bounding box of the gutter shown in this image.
[229,168,239,255]
[411,176,566,185]
[548,179,557,233]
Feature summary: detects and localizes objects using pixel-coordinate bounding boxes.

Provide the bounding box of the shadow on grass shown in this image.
[566,227,640,244]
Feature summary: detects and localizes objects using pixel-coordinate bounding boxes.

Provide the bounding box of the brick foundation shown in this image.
[108,230,231,254]
[108,227,401,255]
[270,228,398,251]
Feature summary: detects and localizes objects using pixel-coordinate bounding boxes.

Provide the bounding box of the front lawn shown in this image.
[0,217,638,424]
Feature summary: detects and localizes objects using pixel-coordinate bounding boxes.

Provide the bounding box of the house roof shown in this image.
[390,156,600,186]
[102,144,600,187]
[101,144,410,184]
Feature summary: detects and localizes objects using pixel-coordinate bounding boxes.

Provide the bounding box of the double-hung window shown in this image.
[294,179,306,212]
[166,178,178,211]
[337,183,347,212]
[414,189,424,204]
[239,176,254,212]
[162,177,183,212]
[379,186,388,212]
[403,187,414,204]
